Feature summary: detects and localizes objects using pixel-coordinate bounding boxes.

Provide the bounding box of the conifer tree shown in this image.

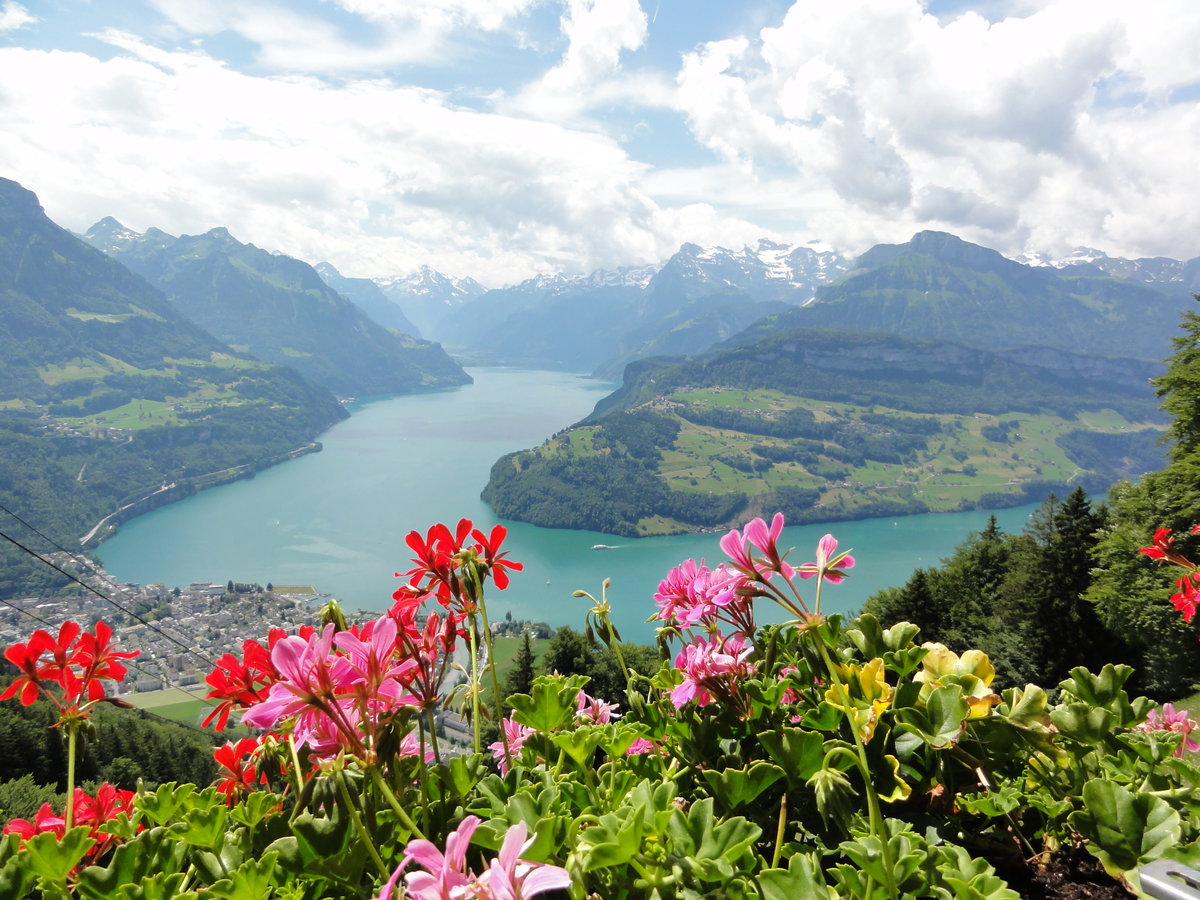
[502,631,537,699]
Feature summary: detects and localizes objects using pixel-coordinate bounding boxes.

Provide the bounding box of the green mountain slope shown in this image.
[482,329,1165,537]
[84,220,469,397]
[0,177,348,599]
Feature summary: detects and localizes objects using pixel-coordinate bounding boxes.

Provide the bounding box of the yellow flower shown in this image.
[913,643,1000,719]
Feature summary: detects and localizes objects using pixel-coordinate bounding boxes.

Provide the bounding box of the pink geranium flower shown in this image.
[1137,702,1200,757]
[671,633,756,709]
[374,816,570,900]
[489,717,535,775]
[797,533,856,584]
[575,690,620,725]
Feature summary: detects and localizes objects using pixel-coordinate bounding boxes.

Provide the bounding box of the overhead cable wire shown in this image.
[0,512,219,671]
[0,593,222,738]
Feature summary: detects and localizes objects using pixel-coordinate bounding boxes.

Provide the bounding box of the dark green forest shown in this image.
[0,700,217,820]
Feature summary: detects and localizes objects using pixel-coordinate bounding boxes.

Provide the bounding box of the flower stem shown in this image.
[368,765,426,840]
[426,706,441,765]
[476,592,511,762]
[64,722,77,831]
[771,791,788,869]
[814,637,898,900]
[334,769,390,880]
[467,619,482,754]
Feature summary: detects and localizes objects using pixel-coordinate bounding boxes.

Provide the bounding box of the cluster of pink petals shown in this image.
[240,618,418,759]
[653,559,746,628]
[375,815,570,900]
[671,633,756,709]
[625,736,664,756]
[1137,702,1200,757]
[797,533,856,584]
[489,718,536,776]
[575,690,620,725]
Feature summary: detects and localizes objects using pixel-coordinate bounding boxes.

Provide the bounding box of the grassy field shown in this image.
[127,686,214,728]
[619,387,1160,535]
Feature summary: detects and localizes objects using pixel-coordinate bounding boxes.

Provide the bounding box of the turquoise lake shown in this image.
[96,368,1040,643]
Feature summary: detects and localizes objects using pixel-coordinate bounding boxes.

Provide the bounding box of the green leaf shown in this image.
[179,804,228,849]
[757,727,825,783]
[1058,664,1134,707]
[923,683,970,748]
[228,792,282,829]
[508,674,590,734]
[200,852,279,899]
[0,833,34,900]
[576,812,643,871]
[76,826,189,899]
[700,762,785,810]
[1070,779,1181,875]
[757,851,833,900]
[292,810,352,863]
[23,827,95,884]
[998,684,1049,729]
[113,872,190,900]
[1049,703,1116,745]
[136,783,198,827]
[667,798,760,882]
[549,726,606,767]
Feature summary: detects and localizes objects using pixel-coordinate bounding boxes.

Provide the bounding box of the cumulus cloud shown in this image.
[674,0,1200,259]
[0,1,34,32]
[0,37,692,284]
[504,0,666,124]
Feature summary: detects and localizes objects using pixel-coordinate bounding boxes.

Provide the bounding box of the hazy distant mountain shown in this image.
[374,266,486,337]
[83,222,470,397]
[429,272,650,370]
[741,230,1193,361]
[314,262,422,337]
[1014,246,1200,292]
[432,240,850,374]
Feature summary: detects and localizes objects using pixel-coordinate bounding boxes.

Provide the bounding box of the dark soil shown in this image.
[995,847,1131,899]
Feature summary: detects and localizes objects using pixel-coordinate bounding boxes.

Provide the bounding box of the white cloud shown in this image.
[504,0,660,123]
[144,0,539,71]
[0,39,695,284]
[673,0,1200,259]
[0,1,34,33]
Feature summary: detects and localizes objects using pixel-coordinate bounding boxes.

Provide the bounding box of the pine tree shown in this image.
[502,631,537,700]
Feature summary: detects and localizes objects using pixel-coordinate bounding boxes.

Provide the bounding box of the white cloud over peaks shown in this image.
[0,2,34,32]
[0,40,685,284]
[674,0,1200,259]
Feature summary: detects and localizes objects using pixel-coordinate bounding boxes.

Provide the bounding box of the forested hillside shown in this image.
[0,178,348,600]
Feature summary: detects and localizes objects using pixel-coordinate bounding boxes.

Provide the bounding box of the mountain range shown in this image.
[82,218,469,398]
[0,178,352,599]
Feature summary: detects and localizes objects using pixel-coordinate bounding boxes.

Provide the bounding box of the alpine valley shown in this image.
[0,177,467,600]
[3,169,1199,595]
[480,232,1198,536]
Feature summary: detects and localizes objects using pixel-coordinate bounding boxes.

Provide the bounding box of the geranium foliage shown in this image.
[2,514,1200,898]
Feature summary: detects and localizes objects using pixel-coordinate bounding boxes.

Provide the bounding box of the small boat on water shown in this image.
[591,544,617,551]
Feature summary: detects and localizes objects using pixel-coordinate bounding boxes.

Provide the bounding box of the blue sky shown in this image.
[1,0,1198,285]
